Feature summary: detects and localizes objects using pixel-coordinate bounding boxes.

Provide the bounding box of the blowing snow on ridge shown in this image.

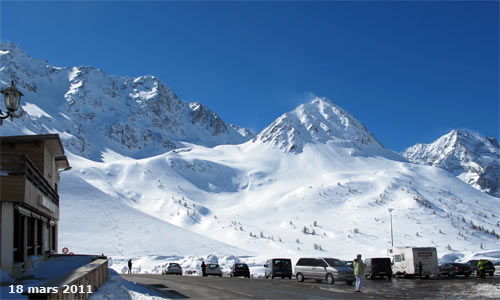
[1,42,499,262]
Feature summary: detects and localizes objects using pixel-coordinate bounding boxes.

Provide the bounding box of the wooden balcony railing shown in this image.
[0,153,59,205]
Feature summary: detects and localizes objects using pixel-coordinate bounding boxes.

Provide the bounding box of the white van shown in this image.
[387,247,438,278]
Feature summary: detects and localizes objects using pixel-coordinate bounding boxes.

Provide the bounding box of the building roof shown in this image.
[0,134,66,156]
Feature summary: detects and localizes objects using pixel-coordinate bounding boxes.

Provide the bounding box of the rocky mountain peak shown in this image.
[256,97,383,153]
[402,129,500,197]
[0,42,251,160]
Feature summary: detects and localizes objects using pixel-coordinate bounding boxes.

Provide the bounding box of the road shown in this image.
[122,274,500,299]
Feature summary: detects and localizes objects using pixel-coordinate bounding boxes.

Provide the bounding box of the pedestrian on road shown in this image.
[128,259,133,274]
[201,261,207,277]
[353,254,365,293]
[416,260,423,279]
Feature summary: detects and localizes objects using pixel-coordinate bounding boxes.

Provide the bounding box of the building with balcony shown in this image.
[0,134,70,278]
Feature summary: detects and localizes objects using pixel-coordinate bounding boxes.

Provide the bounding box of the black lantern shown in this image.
[0,81,23,124]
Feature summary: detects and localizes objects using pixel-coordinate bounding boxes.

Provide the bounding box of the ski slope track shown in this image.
[1,42,499,261]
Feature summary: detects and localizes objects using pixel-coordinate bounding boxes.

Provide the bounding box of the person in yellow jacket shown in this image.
[353,254,365,292]
[477,259,486,279]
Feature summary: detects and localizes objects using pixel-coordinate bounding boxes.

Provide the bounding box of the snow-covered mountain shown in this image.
[1,42,499,263]
[402,129,500,198]
[257,98,382,153]
[0,41,250,161]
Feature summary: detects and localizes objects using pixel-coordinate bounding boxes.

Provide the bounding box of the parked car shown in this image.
[343,260,353,269]
[364,257,392,279]
[162,262,182,275]
[264,258,293,279]
[466,260,495,277]
[205,263,223,277]
[295,257,354,285]
[230,263,250,278]
[438,263,472,278]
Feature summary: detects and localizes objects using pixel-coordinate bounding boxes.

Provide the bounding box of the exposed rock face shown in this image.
[256,97,383,153]
[402,129,500,198]
[0,42,251,160]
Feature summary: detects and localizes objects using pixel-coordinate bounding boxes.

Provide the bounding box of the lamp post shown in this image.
[388,208,394,247]
[0,81,24,125]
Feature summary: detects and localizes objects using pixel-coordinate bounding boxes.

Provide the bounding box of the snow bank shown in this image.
[110,254,269,277]
[89,269,169,300]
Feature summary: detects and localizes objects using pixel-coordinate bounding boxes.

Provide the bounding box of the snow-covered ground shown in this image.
[58,136,500,261]
[89,269,169,300]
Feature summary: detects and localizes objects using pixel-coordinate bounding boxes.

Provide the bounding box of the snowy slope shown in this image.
[402,129,500,198]
[66,136,500,260]
[0,42,250,161]
[58,157,248,257]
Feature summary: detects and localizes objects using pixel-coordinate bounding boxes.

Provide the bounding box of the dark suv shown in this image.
[230,263,250,278]
[364,258,392,279]
[264,258,292,279]
[466,260,495,277]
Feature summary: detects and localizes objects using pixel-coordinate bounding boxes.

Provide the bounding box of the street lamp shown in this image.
[388,208,394,247]
[0,81,24,125]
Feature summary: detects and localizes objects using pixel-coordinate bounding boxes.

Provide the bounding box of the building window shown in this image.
[51,225,56,251]
[37,219,42,255]
[13,210,24,262]
[27,217,35,256]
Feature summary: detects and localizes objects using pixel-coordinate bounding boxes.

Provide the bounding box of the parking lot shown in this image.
[122,274,500,299]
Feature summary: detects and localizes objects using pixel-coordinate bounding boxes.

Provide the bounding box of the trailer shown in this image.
[387,247,438,278]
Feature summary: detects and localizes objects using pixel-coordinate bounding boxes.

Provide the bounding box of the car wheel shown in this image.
[282,276,285,279]
[296,273,304,282]
[465,274,470,278]
[326,273,334,284]
[271,273,275,279]
[289,276,292,280]
[448,271,454,278]
[219,275,222,277]
[265,275,268,279]
[387,275,392,280]
[489,272,494,277]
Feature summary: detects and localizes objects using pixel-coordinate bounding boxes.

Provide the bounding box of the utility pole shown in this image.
[388,208,394,247]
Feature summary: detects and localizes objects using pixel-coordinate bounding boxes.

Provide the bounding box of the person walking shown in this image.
[416,260,423,279]
[201,261,207,277]
[477,259,486,279]
[353,254,365,293]
[128,259,133,274]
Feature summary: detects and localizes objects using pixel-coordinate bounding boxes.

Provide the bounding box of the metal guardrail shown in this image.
[0,153,59,205]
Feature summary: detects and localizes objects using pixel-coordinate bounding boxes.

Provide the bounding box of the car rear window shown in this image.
[273,259,291,270]
[236,264,248,269]
[371,258,391,268]
[169,263,180,267]
[207,264,219,268]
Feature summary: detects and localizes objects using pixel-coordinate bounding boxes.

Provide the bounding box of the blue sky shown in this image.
[1,1,498,151]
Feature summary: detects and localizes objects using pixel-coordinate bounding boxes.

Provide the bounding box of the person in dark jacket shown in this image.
[416,260,423,279]
[128,259,133,274]
[201,261,207,277]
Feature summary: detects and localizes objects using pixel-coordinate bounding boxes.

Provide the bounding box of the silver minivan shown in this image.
[295,257,354,285]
